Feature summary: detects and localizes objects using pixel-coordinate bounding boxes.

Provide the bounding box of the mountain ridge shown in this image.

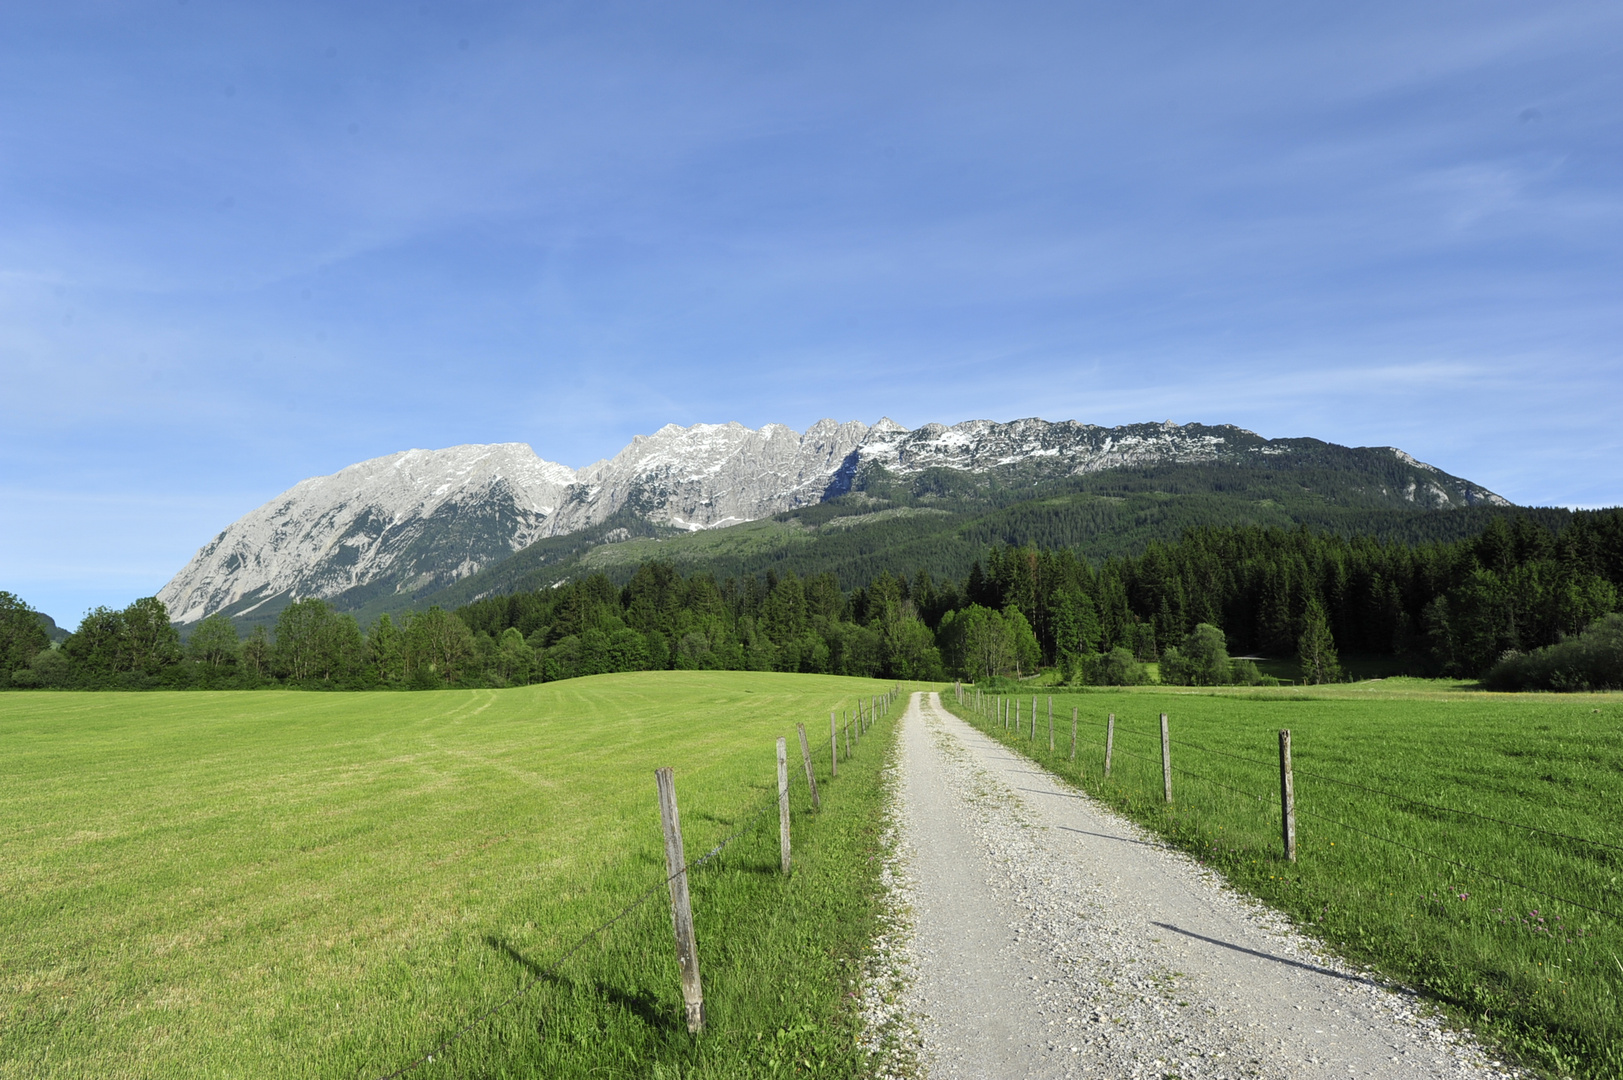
[157,417,1510,625]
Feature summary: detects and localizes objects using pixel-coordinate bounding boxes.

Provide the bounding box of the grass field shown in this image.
[945,680,1623,1079]
[0,672,900,1079]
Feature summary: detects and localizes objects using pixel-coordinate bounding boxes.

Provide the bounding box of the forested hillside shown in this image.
[8,509,1619,691]
[393,460,1559,628]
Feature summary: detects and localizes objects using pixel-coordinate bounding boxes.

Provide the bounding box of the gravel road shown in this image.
[870,692,1525,1080]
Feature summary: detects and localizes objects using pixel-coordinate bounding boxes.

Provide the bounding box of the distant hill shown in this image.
[153,416,1513,631]
[401,459,1552,626]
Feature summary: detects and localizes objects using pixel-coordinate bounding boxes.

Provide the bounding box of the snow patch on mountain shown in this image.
[158,417,1509,622]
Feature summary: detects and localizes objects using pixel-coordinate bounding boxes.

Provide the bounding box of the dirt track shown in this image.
[882,691,1522,1080]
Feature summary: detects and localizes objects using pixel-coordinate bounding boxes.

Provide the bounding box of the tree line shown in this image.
[3,508,1619,691]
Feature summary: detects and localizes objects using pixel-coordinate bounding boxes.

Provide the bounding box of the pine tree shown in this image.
[1298,600,1342,684]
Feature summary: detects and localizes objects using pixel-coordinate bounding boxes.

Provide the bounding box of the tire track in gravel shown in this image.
[886,692,1526,1080]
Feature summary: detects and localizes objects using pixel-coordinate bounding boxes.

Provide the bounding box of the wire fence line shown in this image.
[960,694,1619,926]
[370,688,901,1080]
[1292,805,1623,922]
[1083,717,1621,860]
[1291,767,1623,856]
[371,790,781,1080]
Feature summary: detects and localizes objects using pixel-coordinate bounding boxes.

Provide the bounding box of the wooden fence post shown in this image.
[1279,729,1297,863]
[830,711,838,778]
[777,740,791,873]
[844,713,850,760]
[1048,696,1054,752]
[1105,713,1115,777]
[1070,706,1077,761]
[1030,696,1037,741]
[1160,713,1172,803]
[654,767,704,1033]
[796,724,820,811]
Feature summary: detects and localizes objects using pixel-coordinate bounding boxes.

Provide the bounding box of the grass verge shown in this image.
[941,681,1623,1079]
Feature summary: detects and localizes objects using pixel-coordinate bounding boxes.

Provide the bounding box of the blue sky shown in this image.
[3,0,1620,626]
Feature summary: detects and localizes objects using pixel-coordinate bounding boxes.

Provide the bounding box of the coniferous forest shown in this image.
[4,509,1621,692]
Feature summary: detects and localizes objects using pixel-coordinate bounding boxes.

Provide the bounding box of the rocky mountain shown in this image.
[158,417,1509,624]
[158,444,576,625]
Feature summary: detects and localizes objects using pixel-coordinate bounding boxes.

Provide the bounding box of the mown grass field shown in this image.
[0,672,900,1079]
[945,680,1623,1079]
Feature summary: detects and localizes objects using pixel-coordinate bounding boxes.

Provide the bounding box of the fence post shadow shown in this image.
[484,935,679,1034]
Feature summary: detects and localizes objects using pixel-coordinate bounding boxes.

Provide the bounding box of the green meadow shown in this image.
[0,672,899,1079]
[948,681,1623,1079]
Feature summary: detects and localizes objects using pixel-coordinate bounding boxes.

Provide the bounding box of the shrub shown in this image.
[1483,614,1623,691]
[1230,658,1264,686]
[1086,646,1148,686]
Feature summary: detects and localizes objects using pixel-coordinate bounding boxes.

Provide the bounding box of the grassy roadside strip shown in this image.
[418,689,905,1079]
[936,686,1623,1080]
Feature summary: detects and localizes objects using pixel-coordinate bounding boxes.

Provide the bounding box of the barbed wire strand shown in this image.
[974,709,1620,922]
[371,789,782,1080]
[1163,734,1279,770]
[1076,722,1623,857]
[1167,764,1273,805]
[1292,768,1623,856]
[1294,806,1621,923]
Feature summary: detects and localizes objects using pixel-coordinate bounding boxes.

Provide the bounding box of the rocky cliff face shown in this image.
[548,418,874,534]
[157,418,1509,622]
[158,444,575,624]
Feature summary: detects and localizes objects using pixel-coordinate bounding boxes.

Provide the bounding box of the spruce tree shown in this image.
[1298,600,1342,684]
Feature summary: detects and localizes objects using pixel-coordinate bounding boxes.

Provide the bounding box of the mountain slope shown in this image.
[405,456,1537,618]
[158,444,576,624]
[158,417,1510,626]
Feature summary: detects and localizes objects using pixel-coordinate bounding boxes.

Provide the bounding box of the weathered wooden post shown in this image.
[777,740,791,873]
[1030,696,1037,741]
[1279,729,1297,863]
[1160,713,1172,803]
[1104,713,1115,777]
[796,723,820,811]
[844,713,850,759]
[1047,696,1054,752]
[1070,706,1077,761]
[830,711,838,778]
[654,767,704,1033]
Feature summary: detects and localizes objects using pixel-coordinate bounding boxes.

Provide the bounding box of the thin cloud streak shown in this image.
[1,0,1619,622]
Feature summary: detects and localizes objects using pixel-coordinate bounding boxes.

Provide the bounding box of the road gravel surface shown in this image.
[867,692,1524,1080]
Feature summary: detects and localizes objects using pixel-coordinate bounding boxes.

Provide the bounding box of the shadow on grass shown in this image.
[484,935,676,1033]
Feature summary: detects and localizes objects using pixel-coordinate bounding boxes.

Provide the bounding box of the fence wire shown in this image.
[372,789,782,1080]
[962,700,1621,926]
[1078,717,1622,860]
[1294,805,1622,923]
